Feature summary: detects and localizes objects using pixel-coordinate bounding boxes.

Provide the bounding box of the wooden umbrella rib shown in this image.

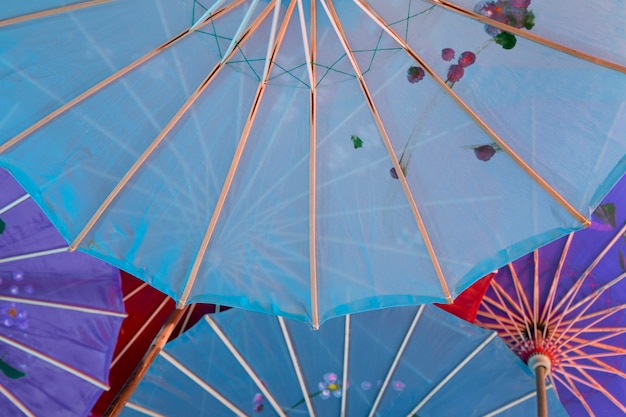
[178,0,292,307]
[541,233,572,325]
[278,316,316,417]
[426,0,626,74]
[0,383,35,417]
[205,315,287,417]
[353,0,588,228]
[478,301,525,348]
[0,0,113,27]
[563,367,626,414]
[481,389,537,417]
[306,0,320,328]
[563,273,626,317]
[408,333,497,416]
[552,273,626,348]
[491,279,527,325]
[68,1,273,256]
[0,295,126,317]
[550,222,626,322]
[481,293,525,324]
[340,315,350,417]
[552,372,596,417]
[159,350,245,416]
[0,334,108,390]
[323,0,453,304]
[125,402,166,417]
[0,0,244,156]
[368,305,424,417]
[0,194,30,215]
[557,304,626,329]
[560,329,626,356]
[110,297,170,368]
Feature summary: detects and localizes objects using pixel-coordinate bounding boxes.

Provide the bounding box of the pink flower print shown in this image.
[458,51,476,67]
[447,64,465,82]
[407,66,425,83]
[441,48,455,61]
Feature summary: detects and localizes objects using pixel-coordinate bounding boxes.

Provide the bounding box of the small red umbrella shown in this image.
[90,272,226,417]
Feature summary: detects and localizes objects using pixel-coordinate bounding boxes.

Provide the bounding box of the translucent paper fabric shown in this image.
[476,175,626,417]
[0,169,125,417]
[1,0,626,326]
[120,305,568,416]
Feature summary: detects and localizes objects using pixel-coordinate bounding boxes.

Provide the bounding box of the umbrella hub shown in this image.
[516,321,561,367]
[526,352,552,375]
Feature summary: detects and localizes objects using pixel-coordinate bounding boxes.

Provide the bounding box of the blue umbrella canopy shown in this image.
[118,305,568,416]
[0,169,125,416]
[476,174,626,417]
[1,0,626,327]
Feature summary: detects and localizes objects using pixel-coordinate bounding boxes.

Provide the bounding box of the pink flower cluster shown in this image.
[474,0,535,36]
[441,48,476,83]
[406,48,476,85]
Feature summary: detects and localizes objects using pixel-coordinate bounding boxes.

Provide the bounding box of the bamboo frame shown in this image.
[0,0,113,28]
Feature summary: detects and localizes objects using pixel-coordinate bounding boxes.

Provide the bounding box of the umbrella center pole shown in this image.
[527,353,551,417]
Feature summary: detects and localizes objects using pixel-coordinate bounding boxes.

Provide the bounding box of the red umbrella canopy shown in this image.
[90,272,226,417]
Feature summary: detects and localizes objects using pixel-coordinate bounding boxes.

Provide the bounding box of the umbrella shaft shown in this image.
[535,365,548,417]
[104,307,187,417]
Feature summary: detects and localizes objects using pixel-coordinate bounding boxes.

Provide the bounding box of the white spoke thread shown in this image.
[368,305,424,417]
[341,314,350,417]
[0,334,108,390]
[278,316,316,417]
[0,247,69,264]
[407,333,497,416]
[206,315,287,417]
[125,402,166,417]
[0,295,126,317]
[159,350,245,416]
[0,383,35,417]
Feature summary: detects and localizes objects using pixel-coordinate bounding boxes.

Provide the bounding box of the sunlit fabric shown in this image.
[1,0,626,326]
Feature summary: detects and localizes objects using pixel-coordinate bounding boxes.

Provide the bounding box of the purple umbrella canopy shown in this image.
[476,176,626,416]
[0,169,125,417]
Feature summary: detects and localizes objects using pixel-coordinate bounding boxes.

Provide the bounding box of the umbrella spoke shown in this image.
[125,402,166,417]
[341,315,350,417]
[426,0,626,74]
[323,0,454,305]
[509,263,534,337]
[0,295,126,317]
[178,0,293,311]
[563,273,626,317]
[278,316,316,417]
[0,0,246,156]
[553,272,626,348]
[477,301,526,349]
[205,315,286,416]
[297,0,320,329]
[562,366,626,414]
[408,332,497,416]
[0,334,108,390]
[540,234,572,325]
[480,389,537,417]
[551,372,596,417]
[0,383,35,417]
[560,362,626,379]
[490,279,527,322]
[560,329,626,356]
[550,222,626,324]
[158,350,245,416]
[552,303,623,348]
[110,297,170,369]
[0,0,113,28]
[556,305,626,330]
[0,247,68,264]
[369,305,424,417]
[354,0,588,227]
